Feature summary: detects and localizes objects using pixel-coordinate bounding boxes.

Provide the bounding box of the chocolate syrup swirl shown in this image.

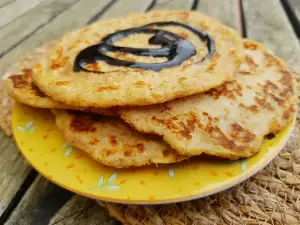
[74,21,215,72]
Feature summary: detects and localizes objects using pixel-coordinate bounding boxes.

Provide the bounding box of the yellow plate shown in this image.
[13,103,294,204]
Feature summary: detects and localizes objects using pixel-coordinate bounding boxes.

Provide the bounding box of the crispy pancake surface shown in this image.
[4,44,66,108]
[4,45,115,116]
[119,40,297,159]
[32,10,244,108]
[52,109,186,168]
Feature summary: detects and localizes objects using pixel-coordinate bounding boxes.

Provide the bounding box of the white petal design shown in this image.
[29,126,37,133]
[241,160,247,172]
[98,176,104,188]
[107,172,117,184]
[25,120,34,129]
[168,167,175,179]
[106,185,120,190]
[61,143,69,148]
[64,147,73,158]
[17,126,25,132]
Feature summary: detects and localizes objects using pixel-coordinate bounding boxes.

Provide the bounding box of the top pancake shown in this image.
[119,40,297,159]
[32,10,244,108]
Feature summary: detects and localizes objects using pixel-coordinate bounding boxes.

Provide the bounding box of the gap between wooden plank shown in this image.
[281,0,300,37]
[146,0,157,11]
[239,0,247,37]
[192,0,199,10]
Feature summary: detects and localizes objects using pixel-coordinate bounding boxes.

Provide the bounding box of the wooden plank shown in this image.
[151,0,195,10]
[49,195,117,225]
[99,0,153,20]
[0,0,79,57]
[5,177,74,225]
[0,0,47,27]
[0,0,17,8]
[286,0,300,23]
[0,132,31,217]
[0,0,154,76]
[242,0,300,67]
[196,0,241,33]
[283,0,300,38]
[0,0,113,77]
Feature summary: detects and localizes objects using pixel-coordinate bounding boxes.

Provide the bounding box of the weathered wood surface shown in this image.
[152,0,195,10]
[0,132,31,217]
[287,0,300,23]
[0,0,78,57]
[1,0,300,224]
[0,0,17,9]
[5,176,73,225]
[243,0,300,67]
[196,0,241,34]
[284,0,300,39]
[0,0,113,76]
[0,0,47,27]
[5,177,116,224]
[99,0,153,20]
[49,196,117,225]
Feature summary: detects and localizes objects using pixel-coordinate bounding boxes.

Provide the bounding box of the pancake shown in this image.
[119,40,297,159]
[32,10,244,108]
[52,109,186,168]
[4,45,115,116]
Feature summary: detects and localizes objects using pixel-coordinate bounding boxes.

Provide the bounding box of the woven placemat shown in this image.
[1,77,300,225]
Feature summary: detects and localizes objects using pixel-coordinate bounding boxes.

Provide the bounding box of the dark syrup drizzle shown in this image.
[74,21,215,72]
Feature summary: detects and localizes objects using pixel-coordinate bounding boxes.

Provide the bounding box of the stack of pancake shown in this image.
[4,11,297,168]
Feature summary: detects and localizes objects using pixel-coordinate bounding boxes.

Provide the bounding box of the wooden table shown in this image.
[0,0,300,224]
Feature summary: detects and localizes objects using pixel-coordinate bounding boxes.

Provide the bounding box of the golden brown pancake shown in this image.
[52,109,186,168]
[119,40,297,159]
[32,10,244,108]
